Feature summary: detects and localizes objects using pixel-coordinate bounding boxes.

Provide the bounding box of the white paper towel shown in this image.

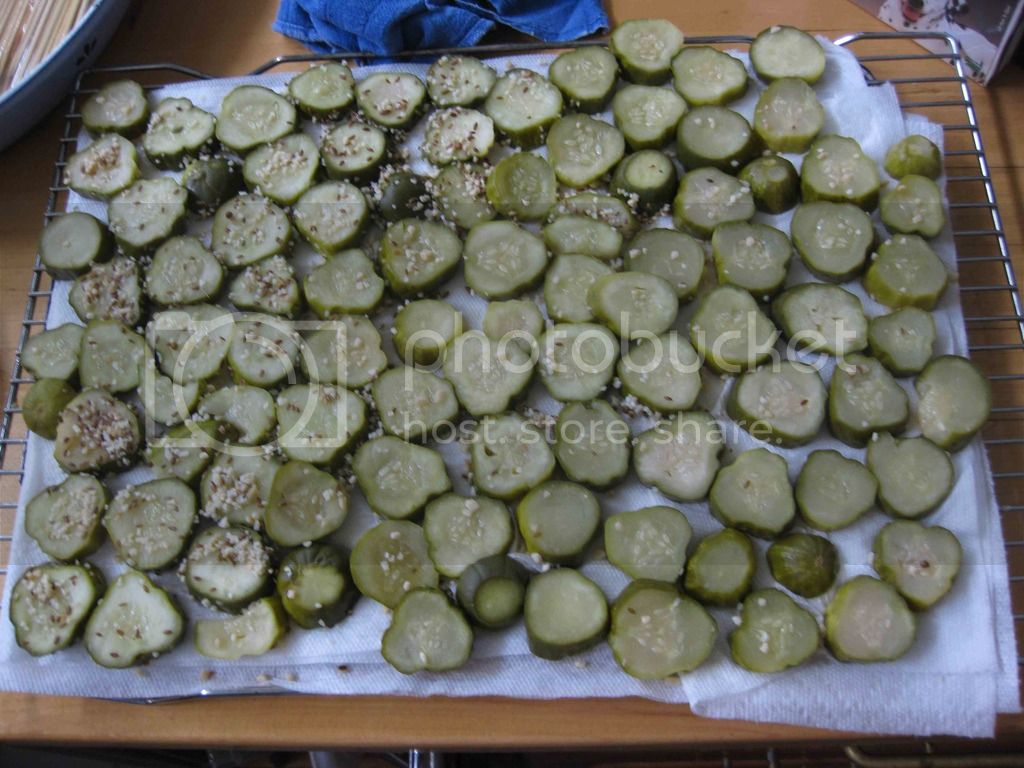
[0,41,1017,737]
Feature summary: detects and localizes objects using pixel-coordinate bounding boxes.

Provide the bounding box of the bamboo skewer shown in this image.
[0,0,94,94]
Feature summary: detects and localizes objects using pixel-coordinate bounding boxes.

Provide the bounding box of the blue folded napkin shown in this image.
[274,0,609,55]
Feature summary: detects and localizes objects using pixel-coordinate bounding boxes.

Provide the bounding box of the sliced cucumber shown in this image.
[182,157,244,216]
[801,135,881,211]
[443,330,533,417]
[302,315,387,388]
[276,383,366,465]
[145,235,224,307]
[107,177,187,256]
[54,389,140,473]
[617,331,702,413]
[229,255,299,316]
[885,135,942,180]
[671,46,748,105]
[611,150,677,214]
[633,411,723,501]
[470,412,555,500]
[727,360,827,447]
[683,528,755,606]
[539,323,618,402]
[356,72,426,129]
[216,85,296,153]
[517,481,600,566]
[484,68,562,148]
[829,354,909,447]
[376,167,430,223]
[543,215,622,261]
[139,353,200,425]
[796,449,877,531]
[199,385,276,445]
[709,448,795,538]
[353,436,451,519]
[482,300,542,348]
[372,367,459,441]
[738,155,799,214]
[395,299,463,366]
[712,221,792,298]
[753,78,824,153]
[544,254,613,324]
[227,314,301,387]
[730,588,820,673]
[463,220,548,299]
[880,175,945,238]
[525,568,608,660]
[22,323,83,381]
[689,285,778,374]
[422,106,494,165]
[554,399,630,488]
[625,229,705,302]
[588,271,679,339]
[81,79,148,136]
[277,544,358,628]
[610,18,685,84]
[305,248,384,316]
[424,493,512,578]
[350,520,439,608]
[673,167,755,239]
[321,119,387,182]
[84,570,183,668]
[64,134,139,198]
[39,212,110,278]
[288,62,355,119]
[868,308,936,377]
[867,432,954,519]
[79,320,146,394]
[380,218,463,295]
[69,256,142,326]
[750,25,826,84]
[184,525,272,611]
[149,304,234,384]
[605,506,692,582]
[212,194,292,269]
[916,355,990,451]
[611,581,717,680]
[546,114,624,188]
[265,460,348,546]
[790,201,873,282]
[200,451,281,528]
[485,152,556,221]
[456,555,527,629]
[864,235,948,310]
[611,84,687,150]
[242,132,319,205]
[382,588,473,673]
[426,55,496,107]
[431,162,495,230]
[676,106,756,173]
[104,477,196,570]
[549,46,618,112]
[767,533,838,598]
[825,576,916,662]
[195,597,288,660]
[873,520,962,610]
[773,283,868,357]
[11,563,104,656]
[552,192,639,238]
[22,378,77,439]
[147,419,219,485]
[142,97,215,169]
[25,475,106,561]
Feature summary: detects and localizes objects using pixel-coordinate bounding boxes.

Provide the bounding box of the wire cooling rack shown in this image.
[0,29,1021,757]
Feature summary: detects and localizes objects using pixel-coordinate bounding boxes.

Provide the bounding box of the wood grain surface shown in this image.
[0,0,1021,749]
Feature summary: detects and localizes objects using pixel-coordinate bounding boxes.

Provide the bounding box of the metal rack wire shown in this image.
[0,29,1021,760]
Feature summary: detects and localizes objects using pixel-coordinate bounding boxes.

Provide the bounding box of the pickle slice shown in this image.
[671,46,748,106]
[727,361,827,447]
[867,308,936,377]
[880,175,945,238]
[864,234,948,310]
[738,156,799,214]
[539,323,618,402]
[588,271,679,339]
[801,135,881,211]
[544,254,614,324]
[673,167,755,239]
[633,412,723,502]
[683,528,755,606]
[873,520,962,610]
[470,412,555,500]
[885,135,942,180]
[517,481,600,566]
[524,569,608,660]
[730,588,820,673]
[605,506,692,582]
[625,228,705,301]
[829,354,909,447]
[916,355,991,452]
[773,283,868,357]
[767,533,839,598]
[611,84,688,150]
[381,589,473,673]
[790,201,873,282]
[750,25,826,84]
[546,114,625,188]
[709,448,795,538]
[617,331,702,413]
[712,221,792,299]
[753,78,824,153]
[610,18,685,84]
[867,433,954,519]
[796,450,877,531]
[825,576,916,662]
[554,400,630,488]
[676,106,756,173]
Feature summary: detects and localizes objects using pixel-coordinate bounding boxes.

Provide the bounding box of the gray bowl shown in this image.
[0,0,131,152]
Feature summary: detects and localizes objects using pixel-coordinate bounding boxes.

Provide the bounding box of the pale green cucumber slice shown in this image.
[182,157,244,216]
[211,194,291,268]
[464,220,548,299]
[482,300,542,348]
[380,218,463,295]
[544,254,613,324]
[372,367,459,441]
[790,201,873,282]
[456,555,527,629]
[184,526,272,612]
[227,314,301,387]
[146,235,224,307]
[731,588,820,672]
[605,506,692,582]
[727,360,827,447]
[546,114,625,188]
[829,354,909,447]
[277,544,358,629]
[485,152,557,221]
[228,255,299,316]
[276,383,366,465]
[288,62,355,118]
[11,563,104,656]
[864,234,948,310]
[773,283,868,357]
[103,477,196,570]
[553,192,640,238]
[683,528,755,605]
[443,330,533,417]
[801,135,881,211]
[588,271,679,339]
[689,286,778,374]
[395,299,464,365]
[873,520,962,610]
[539,323,618,401]
[549,46,618,112]
[543,215,622,261]
[753,78,824,153]
[709,448,795,538]
[633,411,723,501]
[54,389,140,473]
[142,97,215,169]
[265,460,348,546]
[483,68,562,148]
[618,331,702,413]
[321,120,387,182]
[22,323,83,381]
[23,379,77,440]
[738,155,800,214]
[517,480,600,565]
[868,308,936,377]
[353,436,451,520]
[198,385,276,445]
[79,320,145,394]
[426,55,496,107]
[766,533,838,598]
[302,315,387,388]
[431,162,495,229]
[553,400,631,487]
[377,170,431,221]
[200,451,281,528]
[39,212,110,278]
[382,588,473,673]
[916,355,991,451]
[305,248,384,316]
[195,597,288,660]
[750,25,826,84]
[350,520,439,608]
[69,256,142,326]
[611,84,687,150]
[292,180,369,256]
[424,493,512,578]
[825,576,916,662]
[676,106,756,172]
[63,134,139,198]
[885,135,942,180]
[139,366,201,428]
[81,80,148,136]
[243,133,319,206]
[712,221,792,298]
[147,419,219,485]
[880,175,945,238]
[610,18,685,84]
[25,475,107,561]
[107,177,187,256]
[216,85,296,153]
[673,167,755,239]
[149,304,234,384]
[356,71,426,129]
[525,568,608,660]
[612,149,679,216]
[671,46,748,105]
[470,412,555,500]
[796,449,877,531]
[422,106,494,165]
[867,432,954,519]
[625,229,705,301]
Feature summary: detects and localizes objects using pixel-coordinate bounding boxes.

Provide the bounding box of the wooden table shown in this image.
[1,0,1022,751]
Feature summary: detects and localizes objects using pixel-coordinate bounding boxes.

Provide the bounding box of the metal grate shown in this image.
[0,29,1021,746]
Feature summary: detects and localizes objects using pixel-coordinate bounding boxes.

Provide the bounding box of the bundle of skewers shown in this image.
[0,0,95,93]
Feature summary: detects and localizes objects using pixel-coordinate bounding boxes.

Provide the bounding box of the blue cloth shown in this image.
[273,0,609,55]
